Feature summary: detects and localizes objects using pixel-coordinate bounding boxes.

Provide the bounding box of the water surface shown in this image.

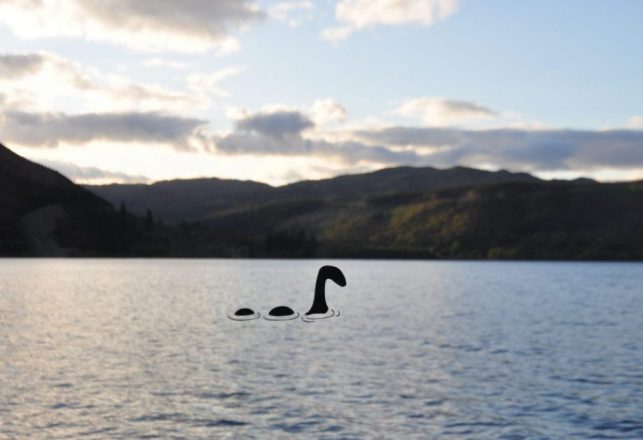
[1,259,642,438]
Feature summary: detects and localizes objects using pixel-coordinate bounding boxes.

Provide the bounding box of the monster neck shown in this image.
[306,275,329,315]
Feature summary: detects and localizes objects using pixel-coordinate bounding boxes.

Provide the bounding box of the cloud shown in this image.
[0,53,47,77]
[212,108,422,163]
[354,126,643,171]
[213,108,316,155]
[309,139,422,164]
[0,51,209,113]
[6,93,643,177]
[311,98,347,125]
[0,110,206,151]
[215,131,421,164]
[187,67,245,97]
[210,107,643,173]
[323,0,458,42]
[0,0,264,53]
[269,1,315,27]
[235,109,314,140]
[38,159,150,184]
[394,98,498,126]
[628,116,643,128]
[0,89,31,110]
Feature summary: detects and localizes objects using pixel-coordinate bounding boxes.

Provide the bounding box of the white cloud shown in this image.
[628,116,643,128]
[6,97,643,178]
[228,100,347,128]
[225,103,301,121]
[311,98,347,125]
[38,159,150,184]
[269,1,315,27]
[394,98,498,126]
[187,67,245,97]
[0,52,210,113]
[323,0,458,42]
[0,0,264,53]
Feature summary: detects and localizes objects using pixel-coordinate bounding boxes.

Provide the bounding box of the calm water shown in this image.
[0,259,642,439]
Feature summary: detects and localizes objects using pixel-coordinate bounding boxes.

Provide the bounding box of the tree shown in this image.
[145,209,154,230]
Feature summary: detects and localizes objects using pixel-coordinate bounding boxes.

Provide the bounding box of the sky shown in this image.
[1,0,643,185]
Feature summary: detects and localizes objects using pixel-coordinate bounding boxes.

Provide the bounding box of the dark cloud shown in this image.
[216,132,301,155]
[355,127,643,170]
[236,110,314,139]
[215,109,316,155]
[215,110,422,163]
[81,0,265,38]
[216,132,422,164]
[0,53,46,77]
[356,126,465,146]
[0,110,206,150]
[306,139,422,165]
[214,109,643,171]
[0,0,265,52]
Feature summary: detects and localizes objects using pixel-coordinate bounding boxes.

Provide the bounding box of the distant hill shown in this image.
[86,163,643,260]
[195,179,642,260]
[87,166,539,224]
[3,140,642,259]
[86,178,272,224]
[273,166,540,201]
[304,181,643,259]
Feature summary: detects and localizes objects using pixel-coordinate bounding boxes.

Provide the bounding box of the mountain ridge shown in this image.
[86,165,543,224]
[2,141,641,259]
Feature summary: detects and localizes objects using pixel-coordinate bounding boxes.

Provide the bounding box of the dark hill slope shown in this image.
[317,180,643,259]
[0,142,135,255]
[201,180,643,260]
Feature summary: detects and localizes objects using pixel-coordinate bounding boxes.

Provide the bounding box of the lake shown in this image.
[1,259,642,439]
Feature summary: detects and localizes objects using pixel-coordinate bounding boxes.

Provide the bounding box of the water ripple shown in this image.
[1,259,643,439]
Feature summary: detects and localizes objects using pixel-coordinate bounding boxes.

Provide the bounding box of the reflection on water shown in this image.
[301,309,338,323]
[1,259,643,439]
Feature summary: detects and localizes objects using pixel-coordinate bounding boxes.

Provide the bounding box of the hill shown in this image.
[87,178,272,224]
[195,179,642,260]
[87,166,539,224]
[0,142,275,257]
[86,163,643,260]
[4,141,642,259]
[0,142,157,256]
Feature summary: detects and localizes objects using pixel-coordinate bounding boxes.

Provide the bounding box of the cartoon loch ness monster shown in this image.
[229,265,346,321]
